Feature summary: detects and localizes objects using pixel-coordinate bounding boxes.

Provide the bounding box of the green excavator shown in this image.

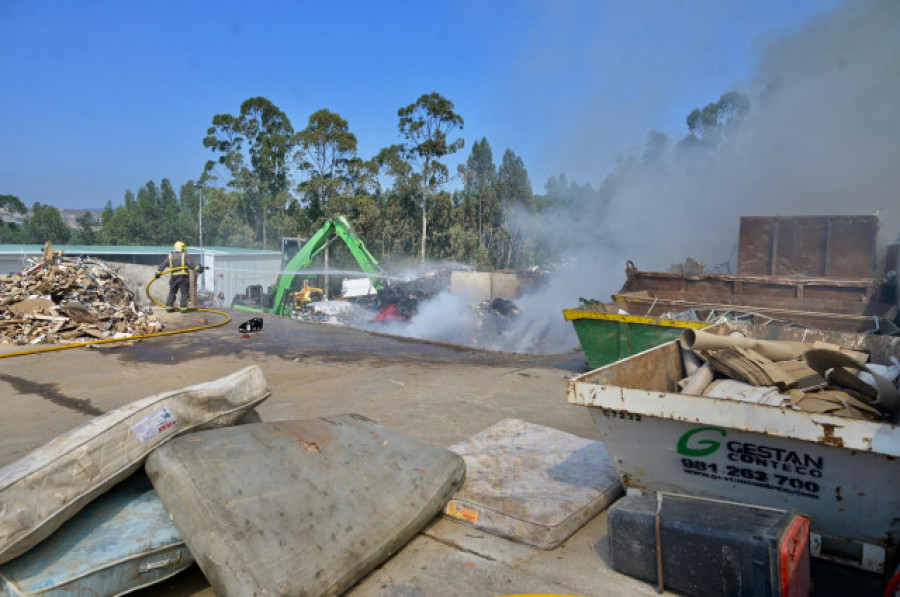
[233,216,383,316]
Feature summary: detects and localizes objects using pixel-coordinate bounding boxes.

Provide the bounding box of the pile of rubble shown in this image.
[472,297,519,337]
[358,271,453,321]
[0,252,161,345]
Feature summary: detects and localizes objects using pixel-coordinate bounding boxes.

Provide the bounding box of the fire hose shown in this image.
[0,266,231,359]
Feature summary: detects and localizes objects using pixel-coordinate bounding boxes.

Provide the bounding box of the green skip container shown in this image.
[563,306,709,370]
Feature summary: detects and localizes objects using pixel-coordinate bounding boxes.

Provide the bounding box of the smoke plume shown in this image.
[489,0,900,354]
[364,1,900,355]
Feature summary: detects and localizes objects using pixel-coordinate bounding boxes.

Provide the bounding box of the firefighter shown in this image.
[155,241,204,312]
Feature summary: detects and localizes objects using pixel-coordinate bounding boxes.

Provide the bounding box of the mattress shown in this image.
[0,365,270,563]
[444,419,622,549]
[145,413,465,597]
[0,472,192,596]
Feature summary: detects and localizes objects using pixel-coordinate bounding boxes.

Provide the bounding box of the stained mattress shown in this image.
[0,365,270,564]
[0,472,192,596]
[145,413,465,597]
[444,419,622,549]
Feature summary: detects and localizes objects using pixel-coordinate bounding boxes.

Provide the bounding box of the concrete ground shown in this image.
[0,308,660,597]
[0,309,885,596]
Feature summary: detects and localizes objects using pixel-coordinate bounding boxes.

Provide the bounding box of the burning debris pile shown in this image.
[289,266,569,354]
[0,252,161,345]
[365,270,454,322]
[471,298,520,341]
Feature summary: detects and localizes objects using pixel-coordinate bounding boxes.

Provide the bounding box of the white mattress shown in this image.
[444,419,622,549]
[0,366,270,564]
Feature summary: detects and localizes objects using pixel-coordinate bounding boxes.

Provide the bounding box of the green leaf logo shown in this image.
[677,426,726,456]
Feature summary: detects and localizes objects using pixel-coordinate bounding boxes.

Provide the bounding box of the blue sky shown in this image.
[0,0,844,210]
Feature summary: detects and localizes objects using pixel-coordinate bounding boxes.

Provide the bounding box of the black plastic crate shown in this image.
[608,494,810,597]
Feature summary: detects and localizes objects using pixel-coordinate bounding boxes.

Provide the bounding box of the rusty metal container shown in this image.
[737,215,878,278]
[567,322,900,573]
[614,269,896,333]
[615,215,898,334]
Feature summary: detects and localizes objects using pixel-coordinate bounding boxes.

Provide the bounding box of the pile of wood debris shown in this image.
[0,251,162,345]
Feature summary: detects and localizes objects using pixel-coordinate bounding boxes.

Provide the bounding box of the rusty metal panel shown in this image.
[826,216,878,277]
[613,291,896,333]
[681,279,735,302]
[738,216,877,278]
[775,218,828,275]
[737,218,775,275]
[886,244,900,274]
[588,340,683,392]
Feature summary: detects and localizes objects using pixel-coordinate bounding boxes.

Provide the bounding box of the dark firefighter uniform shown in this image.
[156,242,203,311]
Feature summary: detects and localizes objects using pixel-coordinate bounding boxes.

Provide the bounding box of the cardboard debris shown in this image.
[787,389,883,421]
[705,347,796,389]
[805,349,900,421]
[678,329,896,422]
[774,360,826,390]
[0,253,161,345]
[703,379,790,407]
[810,341,868,366]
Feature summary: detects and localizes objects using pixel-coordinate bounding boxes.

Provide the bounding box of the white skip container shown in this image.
[566,322,900,573]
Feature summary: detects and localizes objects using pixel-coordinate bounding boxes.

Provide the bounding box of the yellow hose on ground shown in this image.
[0,267,232,359]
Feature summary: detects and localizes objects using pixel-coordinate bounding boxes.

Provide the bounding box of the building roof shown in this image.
[0,244,280,256]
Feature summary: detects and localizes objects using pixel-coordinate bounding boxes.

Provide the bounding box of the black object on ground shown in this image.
[238,317,263,333]
[607,493,810,596]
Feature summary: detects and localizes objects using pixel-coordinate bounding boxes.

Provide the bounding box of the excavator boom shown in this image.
[269,216,382,316]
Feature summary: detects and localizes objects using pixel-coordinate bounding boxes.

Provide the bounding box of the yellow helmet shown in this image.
[174,241,186,251]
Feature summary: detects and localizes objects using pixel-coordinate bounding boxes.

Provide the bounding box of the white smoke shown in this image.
[361,0,900,355]
[370,291,475,345]
[483,0,900,354]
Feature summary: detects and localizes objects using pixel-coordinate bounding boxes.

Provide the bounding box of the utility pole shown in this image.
[195,182,204,251]
[195,182,204,294]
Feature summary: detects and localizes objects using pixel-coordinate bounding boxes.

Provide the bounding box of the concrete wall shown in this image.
[113,263,158,307]
[208,253,282,304]
[0,248,282,308]
[450,271,521,301]
[0,254,30,275]
[490,273,521,300]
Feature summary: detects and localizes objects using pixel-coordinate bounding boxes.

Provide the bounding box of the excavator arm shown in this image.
[270,216,383,316]
[331,216,383,276]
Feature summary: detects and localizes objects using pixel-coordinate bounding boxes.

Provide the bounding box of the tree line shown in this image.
[0,91,750,272]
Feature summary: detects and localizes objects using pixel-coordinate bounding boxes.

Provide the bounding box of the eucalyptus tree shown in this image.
[0,194,26,217]
[680,91,750,150]
[374,145,418,259]
[74,212,97,244]
[294,109,358,222]
[462,138,497,251]
[496,149,532,268]
[98,193,142,245]
[394,92,464,262]
[203,97,295,248]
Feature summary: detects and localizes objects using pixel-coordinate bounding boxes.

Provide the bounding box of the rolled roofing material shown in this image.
[680,329,806,362]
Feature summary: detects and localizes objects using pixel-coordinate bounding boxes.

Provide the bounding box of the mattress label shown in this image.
[131,407,177,444]
[446,502,479,524]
